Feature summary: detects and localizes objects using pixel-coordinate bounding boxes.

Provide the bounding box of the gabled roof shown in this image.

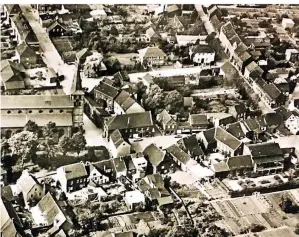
[138,47,166,58]
[180,135,204,157]
[226,155,253,170]
[213,162,230,173]
[16,171,40,194]
[166,144,191,165]
[167,4,179,13]
[262,83,281,100]
[112,157,127,173]
[12,14,38,43]
[16,42,36,57]
[232,102,246,114]
[202,128,216,144]
[189,114,209,126]
[192,45,214,54]
[94,82,119,99]
[146,27,160,39]
[248,143,283,158]
[242,118,261,132]
[47,21,67,32]
[143,143,166,167]
[110,129,129,149]
[245,61,259,73]
[5,4,22,14]
[226,122,245,139]
[105,111,153,131]
[113,71,130,82]
[60,163,88,180]
[1,60,25,89]
[92,160,114,174]
[157,109,175,125]
[214,127,242,150]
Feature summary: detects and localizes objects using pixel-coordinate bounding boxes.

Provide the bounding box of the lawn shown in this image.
[52,37,74,54]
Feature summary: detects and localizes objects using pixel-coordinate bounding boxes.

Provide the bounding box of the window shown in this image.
[28,110,32,113]
[7,111,11,114]
[39,110,43,113]
[49,109,53,113]
[60,109,63,113]
[18,110,22,114]
[39,193,41,196]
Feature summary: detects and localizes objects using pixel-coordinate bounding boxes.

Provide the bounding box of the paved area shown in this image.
[191,88,238,97]
[195,4,215,35]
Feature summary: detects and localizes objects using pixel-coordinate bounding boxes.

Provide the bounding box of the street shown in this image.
[191,88,238,97]
[195,4,215,35]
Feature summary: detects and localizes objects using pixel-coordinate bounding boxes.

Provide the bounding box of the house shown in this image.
[165,4,182,18]
[167,75,186,86]
[178,135,204,161]
[207,4,222,20]
[167,16,187,32]
[219,22,241,58]
[143,143,175,174]
[113,71,130,84]
[103,111,154,139]
[145,27,161,42]
[229,102,247,119]
[1,196,25,237]
[232,43,252,74]
[285,113,299,135]
[1,60,26,92]
[156,109,178,135]
[190,45,215,65]
[109,129,131,158]
[114,90,145,115]
[226,122,246,140]
[47,21,68,37]
[245,143,284,174]
[189,114,209,132]
[56,162,88,193]
[220,61,239,80]
[281,18,295,29]
[16,42,37,68]
[210,14,224,34]
[226,155,254,175]
[31,192,72,231]
[285,49,299,63]
[212,161,230,178]
[244,61,264,79]
[214,127,243,157]
[198,128,216,151]
[1,94,80,135]
[206,113,236,127]
[175,35,199,47]
[258,82,286,109]
[124,190,145,210]
[138,47,167,67]
[93,81,119,112]
[16,170,45,207]
[112,157,127,178]
[183,97,194,109]
[165,144,192,172]
[87,160,114,186]
[1,167,8,187]
[130,154,148,181]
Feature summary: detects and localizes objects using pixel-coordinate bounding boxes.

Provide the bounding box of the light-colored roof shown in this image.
[1,114,73,128]
[138,47,166,58]
[61,163,88,180]
[214,127,242,150]
[1,95,73,109]
[17,171,39,194]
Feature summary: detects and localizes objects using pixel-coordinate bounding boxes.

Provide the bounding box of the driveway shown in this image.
[83,114,109,148]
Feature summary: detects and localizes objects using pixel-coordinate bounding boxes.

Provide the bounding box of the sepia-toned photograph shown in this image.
[1,3,299,237]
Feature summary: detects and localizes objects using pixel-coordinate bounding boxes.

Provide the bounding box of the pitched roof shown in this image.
[246,61,259,73]
[143,143,166,167]
[94,82,119,99]
[138,47,166,58]
[221,61,238,77]
[61,163,88,180]
[47,21,67,32]
[213,161,230,173]
[16,171,39,194]
[242,118,261,132]
[248,143,283,158]
[92,160,114,173]
[262,112,283,127]
[11,14,38,43]
[262,83,281,100]
[184,97,193,107]
[226,155,253,170]
[214,127,242,150]
[113,71,130,82]
[192,45,214,54]
[1,95,73,109]
[166,144,191,165]
[233,103,246,114]
[16,42,36,57]
[114,90,138,112]
[146,27,160,39]
[1,60,25,89]
[35,193,65,225]
[226,122,245,139]
[157,109,174,125]
[180,135,204,157]
[167,4,179,13]
[110,129,129,149]
[202,128,216,144]
[112,157,127,173]
[105,111,153,131]
[189,114,209,126]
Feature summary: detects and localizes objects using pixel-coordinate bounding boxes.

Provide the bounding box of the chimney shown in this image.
[44,92,52,106]
[127,117,131,127]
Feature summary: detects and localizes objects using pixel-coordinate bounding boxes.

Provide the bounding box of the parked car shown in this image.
[260,180,271,184]
[134,138,143,142]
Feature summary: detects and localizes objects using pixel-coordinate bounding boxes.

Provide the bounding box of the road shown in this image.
[20,5,75,95]
[191,88,238,97]
[195,5,215,35]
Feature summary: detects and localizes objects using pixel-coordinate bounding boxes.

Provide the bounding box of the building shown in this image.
[226,122,246,140]
[214,127,243,157]
[176,35,200,46]
[167,16,187,33]
[285,113,299,135]
[15,42,38,68]
[145,27,161,42]
[245,143,284,174]
[143,143,175,174]
[112,157,127,178]
[1,60,26,92]
[226,155,253,175]
[138,47,167,67]
[244,61,264,79]
[103,111,154,139]
[47,21,69,37]
[87,160,113,186]
[178,135,204,161]
[165,144,192,172]
[190,45,215,65]
[285,49,299,63]
[156,109,178,135]
[189,114,209,132]
[16,170,45,207]
[198,128,216,151]
[165,4,182,18]
[281,18,295,29]
[109,129,131,158]
[56,162,88,193]
[229,102,247,120]
[114,90,145,115]
[93,81,119,112]
[124,190,145,210]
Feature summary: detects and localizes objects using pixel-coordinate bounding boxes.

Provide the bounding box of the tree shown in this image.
[70,132,87,155]
[258,20,270,28]
[136,81,147,102]
[24,120,39,134]
[110,25,119,36]
[58,135,72,155]
[220,8,228,17]
[164,90,183,113]
[7,131,38,167]
[43,121,58,139]
[143,84,164,113]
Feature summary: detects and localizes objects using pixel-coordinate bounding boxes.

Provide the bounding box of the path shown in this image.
[195,5,215,35]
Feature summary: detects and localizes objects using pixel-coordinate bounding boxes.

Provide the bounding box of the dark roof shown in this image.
[110,129,129,149]
[248,143,283,159]
[143,143,165,167]
[5,4,22,14]
[276,106,292,121]
[92,160,114,173]
[1,60,25,89]
[214,127,242,150]
[1,186,16,202]
[210,14,224,32]
[262,83,281,100]
[166,144,191,165]
[262,112,283,127]
[243,118,261,132]
[234,42,248,56]
[226,122,245,139]
[94,82,119,99]
[192,45,214,54]
[227,155,253,170]
[233,103,246,114]
[112,157,127,173]
[213,162,230,173]
[114,90,136,112]
[12,14,38,43]
[189,114,209,126]
[180,135,204,157]
[202,128,216,144]
[16,42,36,57]
[105,111,153,131]
[113,71,130,82]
